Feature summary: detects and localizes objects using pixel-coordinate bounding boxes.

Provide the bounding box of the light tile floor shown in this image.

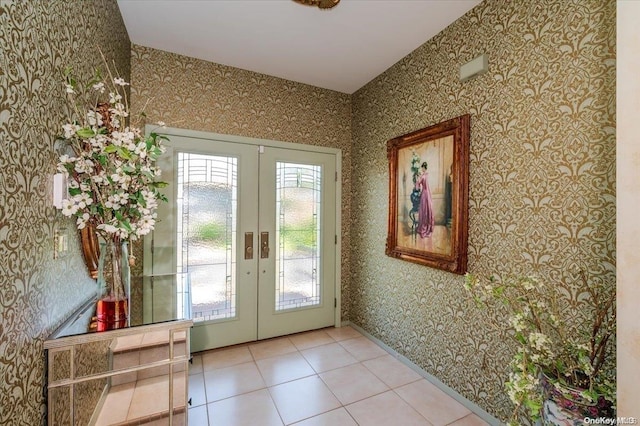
[187,326,491,426]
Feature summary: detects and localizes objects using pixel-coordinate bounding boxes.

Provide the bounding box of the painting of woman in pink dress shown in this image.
[415,161,434,238]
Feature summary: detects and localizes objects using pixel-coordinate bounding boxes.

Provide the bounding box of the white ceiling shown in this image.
[117,0,481,94]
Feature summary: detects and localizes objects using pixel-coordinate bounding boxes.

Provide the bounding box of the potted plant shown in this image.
[56,58,167,330]
[464,272,616,425]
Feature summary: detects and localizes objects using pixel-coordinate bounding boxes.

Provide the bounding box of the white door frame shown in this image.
[144,125,343,329]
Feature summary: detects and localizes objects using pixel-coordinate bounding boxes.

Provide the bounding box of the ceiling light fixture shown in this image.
[292,0,340,10]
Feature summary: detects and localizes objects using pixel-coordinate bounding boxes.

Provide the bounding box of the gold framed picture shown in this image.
[386,115,470,274]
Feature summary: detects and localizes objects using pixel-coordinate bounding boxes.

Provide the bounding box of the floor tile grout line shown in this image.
[445,412,480,426]
[358,356,423,389]
[263,380,287,426]
[389,386,438,426]
[251,348,299,426]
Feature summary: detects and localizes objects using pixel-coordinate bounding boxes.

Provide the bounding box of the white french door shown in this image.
[144,131,339,352]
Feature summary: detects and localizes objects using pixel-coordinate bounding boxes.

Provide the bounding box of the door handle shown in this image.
[244,232,253,259]
[260,232,269,259]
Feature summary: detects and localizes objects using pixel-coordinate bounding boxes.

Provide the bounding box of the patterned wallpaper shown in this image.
[130,45,353,319]
[0,0,130,423]
[0,0,616,422]
[350,0,615,420]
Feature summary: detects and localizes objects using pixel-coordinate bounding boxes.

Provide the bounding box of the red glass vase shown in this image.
[96,239,130,331]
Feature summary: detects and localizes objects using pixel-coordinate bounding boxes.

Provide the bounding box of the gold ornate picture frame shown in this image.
[386,115,470,274]
[81,224,100,279]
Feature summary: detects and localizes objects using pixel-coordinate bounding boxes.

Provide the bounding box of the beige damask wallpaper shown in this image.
[350,0,615,420]
[0,0,618,422]
[0,1,130,423]
[130,45,353,318]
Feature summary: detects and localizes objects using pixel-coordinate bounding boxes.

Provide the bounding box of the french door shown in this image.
[144,131,338,352]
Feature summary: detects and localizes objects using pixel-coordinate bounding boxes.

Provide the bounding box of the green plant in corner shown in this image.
[463,272,616,425]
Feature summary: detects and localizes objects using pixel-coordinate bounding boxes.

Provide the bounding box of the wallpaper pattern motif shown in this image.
[350,0,615,419]
[0,0,616,422]
[0,1,130,423]
[130,45,353,319]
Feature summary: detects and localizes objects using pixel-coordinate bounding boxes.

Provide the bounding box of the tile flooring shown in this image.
[187,326,490,426]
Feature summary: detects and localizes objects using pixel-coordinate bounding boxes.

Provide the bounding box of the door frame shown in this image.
[144,125,343,329]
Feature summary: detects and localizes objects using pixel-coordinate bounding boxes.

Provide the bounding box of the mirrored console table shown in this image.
[44,274,193,425]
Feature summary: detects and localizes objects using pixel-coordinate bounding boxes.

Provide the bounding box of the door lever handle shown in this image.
[244,232,254,259]
[260,232,269,259]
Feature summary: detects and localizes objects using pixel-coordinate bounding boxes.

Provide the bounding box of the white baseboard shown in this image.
[343,321,502,426]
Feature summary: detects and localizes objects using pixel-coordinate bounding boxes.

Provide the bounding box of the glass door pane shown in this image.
[275,163,322,311]
[177,153,237,322]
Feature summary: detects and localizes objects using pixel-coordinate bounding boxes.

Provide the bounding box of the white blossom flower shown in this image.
[110,169,129,184]
[113,77,129,86]
[74,192,93,207]
[111,193,122,204]
[109,92,123,104]
[87,110,103,127]
[65,84,75,94]
[97,223,118,234]
[534,300,547,310]
[61,199,79,217]
[62,123,80,139]
[508,313,526,332]
[90,136,106,151]
[110,104,128,118]
[92,82,105,93]
[521,276,539,291]
[76,213,90,229]
[76,158,96,174]
[528,332,553,358]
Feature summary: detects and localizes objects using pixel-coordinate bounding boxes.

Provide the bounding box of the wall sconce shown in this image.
[53,173,67,209]
[460,54,488,82]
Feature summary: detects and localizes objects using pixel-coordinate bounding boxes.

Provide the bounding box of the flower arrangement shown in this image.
[57,65,167,241]
[56,60,167,304]
[464,272,616,425]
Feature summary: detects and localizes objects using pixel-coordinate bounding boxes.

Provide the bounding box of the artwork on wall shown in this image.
[386,115,470,274]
